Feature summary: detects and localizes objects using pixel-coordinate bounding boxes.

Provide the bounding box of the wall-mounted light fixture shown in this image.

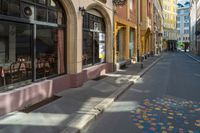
[79,6,86,16]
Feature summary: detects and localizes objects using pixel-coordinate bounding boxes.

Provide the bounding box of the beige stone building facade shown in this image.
[66,0,113,74]
[0,0,114,116]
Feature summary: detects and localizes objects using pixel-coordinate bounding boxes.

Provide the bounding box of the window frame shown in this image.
[82,12,106,67]
[0,0,67,90]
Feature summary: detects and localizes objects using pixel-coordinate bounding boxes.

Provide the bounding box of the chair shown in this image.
[19,61,27,80]
[25,61,32,78]
[36,60,45,78]
[9,62,23,84]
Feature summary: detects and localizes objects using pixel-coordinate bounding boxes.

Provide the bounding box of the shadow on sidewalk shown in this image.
[0,55,161,133]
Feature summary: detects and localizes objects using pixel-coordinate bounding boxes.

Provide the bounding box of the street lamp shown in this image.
[79,6,86,16]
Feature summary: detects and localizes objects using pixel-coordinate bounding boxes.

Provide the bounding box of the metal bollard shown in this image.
[141,62,143,69]
[140,56,144,69]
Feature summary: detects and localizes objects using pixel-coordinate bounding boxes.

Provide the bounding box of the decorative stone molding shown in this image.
[98,0,107,4]
[113,0,127,6]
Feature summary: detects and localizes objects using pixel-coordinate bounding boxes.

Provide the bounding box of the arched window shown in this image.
[82,10,106,67]
[0,0,66,90]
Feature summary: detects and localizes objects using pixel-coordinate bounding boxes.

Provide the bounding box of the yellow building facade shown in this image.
[152,0,163,54]
[140,0,153,58]
[162,0,178,51]
[114,0,137,69]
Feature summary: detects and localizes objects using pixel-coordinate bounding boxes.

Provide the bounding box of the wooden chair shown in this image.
[25,61,32,78]
[9,62,23,84]
[36,60,46,78]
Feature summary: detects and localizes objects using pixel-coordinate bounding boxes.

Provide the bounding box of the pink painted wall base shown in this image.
[0,63,113,116]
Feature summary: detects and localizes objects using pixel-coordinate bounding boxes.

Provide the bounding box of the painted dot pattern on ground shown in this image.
[132,96,200,133]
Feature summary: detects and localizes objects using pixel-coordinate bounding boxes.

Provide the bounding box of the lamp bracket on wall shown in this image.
[79,6,86,16]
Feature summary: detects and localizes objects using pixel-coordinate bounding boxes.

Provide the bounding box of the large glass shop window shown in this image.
[36,25,65,79]
[0,0,66,90]
[83,12,106,66]
[2,0,20,17]
[0,21,32,87]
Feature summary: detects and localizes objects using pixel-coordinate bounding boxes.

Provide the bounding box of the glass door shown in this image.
[116,29,125,62]
[129,29,134,59]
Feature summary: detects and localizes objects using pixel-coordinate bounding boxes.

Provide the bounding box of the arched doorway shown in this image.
[0,0,66,89]
[82,9,106,67]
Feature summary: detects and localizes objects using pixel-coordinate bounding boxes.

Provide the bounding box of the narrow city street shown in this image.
[1,1,200,133]
[83,52,200,133]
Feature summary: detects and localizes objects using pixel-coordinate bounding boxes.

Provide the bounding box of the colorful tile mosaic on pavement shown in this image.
[131,96,200,133]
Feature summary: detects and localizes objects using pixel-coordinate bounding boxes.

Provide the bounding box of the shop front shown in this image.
[0,0,114,116]
[82,10,106,67]
[0,0,70,116]
[114,0,137,69]
[80,3,113,80]
[0,0,66,90]
[114,24,136,69]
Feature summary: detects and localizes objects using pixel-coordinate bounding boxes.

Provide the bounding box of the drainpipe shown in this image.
[113,5,116,71]
[137,0,143,68]
[136,0,140,62]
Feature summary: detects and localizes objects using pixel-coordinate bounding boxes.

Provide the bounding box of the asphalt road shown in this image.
[83,52,200,133]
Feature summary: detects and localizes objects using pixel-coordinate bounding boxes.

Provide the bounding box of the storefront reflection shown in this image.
[36,55,56,78]
[0,55,58,86]
[0,0,66,90]
[0,59,31,86]
[0,21,32,87]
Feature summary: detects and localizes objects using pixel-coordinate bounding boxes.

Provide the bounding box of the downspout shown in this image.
[113,5,116,71]
[136,0,140,62]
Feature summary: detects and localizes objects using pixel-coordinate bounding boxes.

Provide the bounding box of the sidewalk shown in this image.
[183,51,200,63]
[0,55,162,133]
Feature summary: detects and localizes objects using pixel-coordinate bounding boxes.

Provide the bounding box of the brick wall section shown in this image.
[129,0,137,23]
[116,5,128,20]
[116,0,136,24]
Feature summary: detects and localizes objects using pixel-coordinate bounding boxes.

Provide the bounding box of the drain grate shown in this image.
[20,96,61,113]
[92,75,108,81]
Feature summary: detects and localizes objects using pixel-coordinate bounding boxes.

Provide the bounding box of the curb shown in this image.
[137,54,163,78]
[183,52,200,63]
[94,81,134,112]
[60,55,163,133]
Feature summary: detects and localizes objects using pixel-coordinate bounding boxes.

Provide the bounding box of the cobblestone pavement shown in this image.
[83,52,200,133]
[132,96,200,133]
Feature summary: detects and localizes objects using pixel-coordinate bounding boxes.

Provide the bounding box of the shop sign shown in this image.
[99,32,105,41]
[94,22,101,31]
